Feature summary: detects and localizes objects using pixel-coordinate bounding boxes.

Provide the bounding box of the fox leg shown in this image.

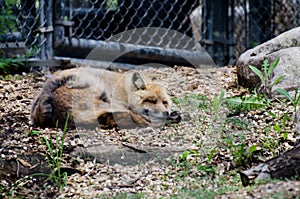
[97,110,149,129]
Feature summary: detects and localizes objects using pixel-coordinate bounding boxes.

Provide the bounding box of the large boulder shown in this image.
[236,27,300,95]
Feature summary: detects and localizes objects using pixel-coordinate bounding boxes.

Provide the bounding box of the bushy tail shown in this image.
[30,75,74,127]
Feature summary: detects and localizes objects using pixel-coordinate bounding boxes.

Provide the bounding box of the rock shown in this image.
[71,144,190,165]
[236,27,300,95]
[190,5,202,44]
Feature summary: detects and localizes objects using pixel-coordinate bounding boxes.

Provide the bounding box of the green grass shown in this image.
[172,94,211,111]
[0,50,31,75]
[170,188,218,199]
[5,61,299,197]
[97,193,146,199]
[166,85,297,196]
[40,113,70,190]
[169,171,241,199]
[226,117,250,130]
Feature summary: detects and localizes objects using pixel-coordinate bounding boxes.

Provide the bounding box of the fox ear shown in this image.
[132,72,146,90]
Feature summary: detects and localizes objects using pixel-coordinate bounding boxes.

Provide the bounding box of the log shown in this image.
[240,144,300,186]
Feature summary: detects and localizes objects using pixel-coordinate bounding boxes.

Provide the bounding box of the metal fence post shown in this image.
[45,0,53,59]
[39,0,46,60]
[200,0,232,66]
[53,0,66,49]
[213,0,230,65]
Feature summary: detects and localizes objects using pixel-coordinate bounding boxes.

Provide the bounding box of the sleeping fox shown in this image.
[30,67,180,129]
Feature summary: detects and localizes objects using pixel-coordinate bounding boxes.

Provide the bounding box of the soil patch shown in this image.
[0,66,299,198]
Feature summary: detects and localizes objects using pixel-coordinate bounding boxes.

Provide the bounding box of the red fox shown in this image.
[31,67,180,129]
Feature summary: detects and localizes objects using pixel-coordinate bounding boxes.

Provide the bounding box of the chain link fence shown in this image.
[0,0,300,68]
[231,0,300,64]
[0,0,47,59]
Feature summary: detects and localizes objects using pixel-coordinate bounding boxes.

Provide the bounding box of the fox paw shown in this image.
[97,111,138,129]
[166,111,181,125]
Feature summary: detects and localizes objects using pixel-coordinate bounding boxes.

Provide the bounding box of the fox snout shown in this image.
[142,109,169,119]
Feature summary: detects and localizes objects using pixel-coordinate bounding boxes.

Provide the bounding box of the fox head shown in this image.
[124,72,171,127]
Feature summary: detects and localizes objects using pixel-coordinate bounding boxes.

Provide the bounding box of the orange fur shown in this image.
[31,67,171,129]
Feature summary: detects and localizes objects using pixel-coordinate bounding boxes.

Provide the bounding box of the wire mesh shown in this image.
[232,0,300,62]
[68,0,199,50]
[0,0,46,58]
[0,0,300,66]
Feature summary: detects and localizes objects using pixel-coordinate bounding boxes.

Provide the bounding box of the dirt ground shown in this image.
[0,65,300,198]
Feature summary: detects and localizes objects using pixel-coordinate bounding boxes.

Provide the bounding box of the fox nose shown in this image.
[162,111,169,117]
[142,109,150,116]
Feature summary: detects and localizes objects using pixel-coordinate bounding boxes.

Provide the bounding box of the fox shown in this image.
[30,67,180,129]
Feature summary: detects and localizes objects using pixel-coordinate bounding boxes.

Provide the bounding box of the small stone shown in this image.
[70,140,76,147]
[187,83,198,91]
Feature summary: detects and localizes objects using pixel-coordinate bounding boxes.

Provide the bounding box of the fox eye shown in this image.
[162,101,168,105]
[143,99,157,104]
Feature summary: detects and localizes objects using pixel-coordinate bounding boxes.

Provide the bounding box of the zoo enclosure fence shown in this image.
[0,0,300,68]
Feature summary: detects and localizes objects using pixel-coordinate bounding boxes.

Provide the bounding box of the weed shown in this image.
[276,87,300,123]
[177,150,195,177]
[213,91,224,114]
[0,51,31,75]
[0,183,4,194]
[249,57,284,97]
[223,138,245,166]
[171,187,217,199]
[170,171,241,199]
[248,145,257,158]
[207,148,216,163]
[261,135,279,152]
[273,122,289,141]
[197,165,216,173]
[208,91,231,139]
[110,192,146,199]
[26,130,40,136]
[225,117,250,130]
[282,111,289,130]
[172,94,211,111]
[223,136,256,167]
[210,91,226,130]
[267,109,291,140]
[225,92,268,112]
[181,150,194,161]
[40,113,70,190]
[174,150,216,179]
[197,95,211,110]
